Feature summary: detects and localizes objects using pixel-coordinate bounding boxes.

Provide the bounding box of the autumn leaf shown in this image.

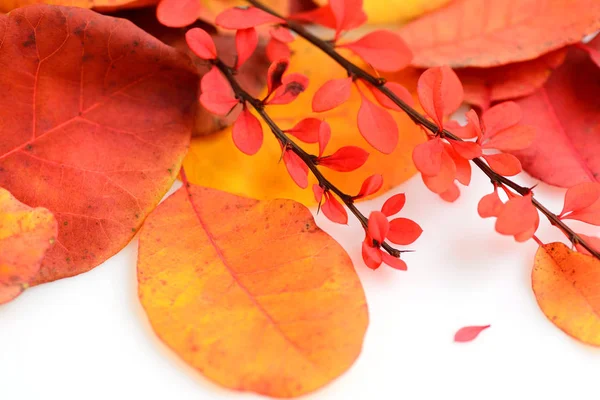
[0,188,57,305]
[183,40,425,205]
[457,49,567,110]
[454,325,490,343]
[0,0,157,13]
[0,6,197,284]
[512,48,600,188]
[399,0,600,68]
[533,242,600,346]
[137,183,368,397]
[313,0,452,24]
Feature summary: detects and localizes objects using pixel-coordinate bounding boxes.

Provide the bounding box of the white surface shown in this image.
[1,171,600,400]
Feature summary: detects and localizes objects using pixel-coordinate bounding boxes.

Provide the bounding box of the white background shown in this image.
[1,167,600,400]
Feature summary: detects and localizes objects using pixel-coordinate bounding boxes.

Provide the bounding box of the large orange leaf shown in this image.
[532,242,600,346]
[137,183,368,397]
[0,188,57,305]
[512,48,600,188]
[0,5,197,284]
[457,49,567,110]
[399,0,600,68]
[0,0,157,13]
[183,40,425,205]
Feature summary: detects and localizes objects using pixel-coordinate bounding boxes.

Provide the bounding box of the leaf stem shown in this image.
[212,58,402,258]
[245,0,600,260]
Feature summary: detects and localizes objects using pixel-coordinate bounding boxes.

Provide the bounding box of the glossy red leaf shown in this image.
[560,182,600,217]
[267,73,309,105]
[418,66,464,128]
[330,0,367,38]
[319,146,369,172]
[356,174,383,199]
[270,26,295,43]
[322,192,348,225]
[454,325,491,343]
[312,77,353,113]
[216,6,285,29]
[200,66,239,116]
[338,30,412,72]
[185,28,217,60]
[232,107,263,155]
[450,140,482,160]
[235,28,258,69]
[266,38,291,63]
[362,241,382,270]
[381,253,408,271]
[495,194,538,237]
[381,193,406,217]
[478,191,504,218]
[157,0,201,28]
[367,211,389,243]
[283,150,309,189]
[318,120,331,157]
[412,138,445,176]
[370,82,414,110]
[357,93,399,154]
[387,218,422,246]
[285,118,322,143]
[483,153,522,176]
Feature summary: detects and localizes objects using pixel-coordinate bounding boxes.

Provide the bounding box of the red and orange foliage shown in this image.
[0,188,57,304]
[138,183,368,397]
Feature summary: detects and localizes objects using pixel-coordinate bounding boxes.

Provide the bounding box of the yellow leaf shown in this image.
[183,40,425,205]
[532,242,600,346]
[138,184,368,397]
[314,0,452,24]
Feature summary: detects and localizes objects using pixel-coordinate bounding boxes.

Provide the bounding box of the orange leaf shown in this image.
[0,188,57,305]
[0,6,197,283]
[399,0,600,67]
[137,184,368,397]
[511,48,600,188]
[532,242,600,346]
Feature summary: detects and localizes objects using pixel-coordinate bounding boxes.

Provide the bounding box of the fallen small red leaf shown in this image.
[454,325,491,343]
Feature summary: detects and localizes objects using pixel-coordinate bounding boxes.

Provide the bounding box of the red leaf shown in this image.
[200,66,239,116]
[318,121,331,157]
[289,5,337,30]
[381,253,407,271]
[450,140,482,160]
[370,82,414,110]
[319,146,369,172]
[216,6,285,30]
[312,184,324,204]
[422,150,456,194]
[266,38,291,63]
[454,325,491,343]
[439,183,461,203]
[511,48,600,188]
[362,241,382,270]
[447,146,472,186]
[312,77,353,113]
[387,218,422,246]
[418,66,464,128]
[267,59,289,94]
[157,0,200,28]
[232,107,263,155]
[560,182,600,217]
[338,30,412,72]
[575,233,600,256]
[330,0,367,38]
[357,92,398,154]
[412,138,445,176]
[270,26,295,43]
[495,194,538,237]
[267,73,309,105]
[367,211,389,243]
[483,153,522,176]
[356,174,383,198]
[482,125,536,152]
[235,28,258,69]
[481,101,522,138]
[322,192,348,225]
[283,150,309,189]
[381,193,406,217]
[478,191,504,218]
[285,118,321,143]
[185,28,217,60]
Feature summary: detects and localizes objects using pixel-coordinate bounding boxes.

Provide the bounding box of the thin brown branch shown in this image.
[246,0,600,260]
[212,58,403,258]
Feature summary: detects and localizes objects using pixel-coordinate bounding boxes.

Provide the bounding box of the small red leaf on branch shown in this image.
[185,28,217,60]
[418,66,463,128]
[235,28,258,69]
[381,193,406,217]
[283,150,309,189]
[338,30,412,72]
[318,146,369,172]
[357,93,398,154]
[200,66,239,116]
[355,174,383,199]
[216,6,285,29]
[157,0,201,28]
[232,107,263,155]
[312,77,353,112]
